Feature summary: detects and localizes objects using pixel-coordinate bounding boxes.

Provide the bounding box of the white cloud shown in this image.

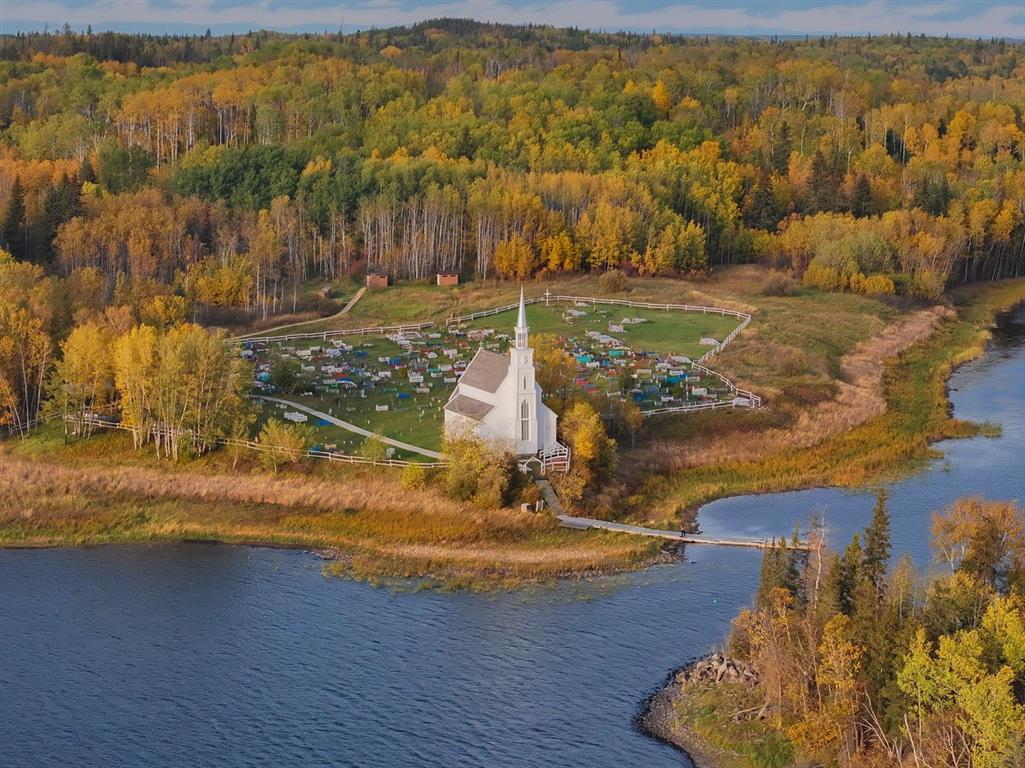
[1,0,1022,38]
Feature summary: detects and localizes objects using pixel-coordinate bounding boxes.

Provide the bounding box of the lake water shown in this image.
[700,302,1025,566]
[1,305,1022,768]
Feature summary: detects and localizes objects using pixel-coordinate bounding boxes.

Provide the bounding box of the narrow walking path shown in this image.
[535,479,565,515]
[539,475,801,549]
[237,287,367,340]
[556,513,809,550]
[255,395,443,459]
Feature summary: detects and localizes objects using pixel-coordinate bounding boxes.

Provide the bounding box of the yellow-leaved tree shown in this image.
[48,322,114,438]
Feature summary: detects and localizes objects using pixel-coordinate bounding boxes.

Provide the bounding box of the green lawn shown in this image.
[257,398,443,458]
[252,289,748,454]
[463,301,742,358]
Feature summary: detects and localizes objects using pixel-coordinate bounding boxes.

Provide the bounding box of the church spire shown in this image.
[515,287,529,349]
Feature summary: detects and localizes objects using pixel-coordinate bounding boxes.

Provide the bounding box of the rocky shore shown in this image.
[640,654,758,768]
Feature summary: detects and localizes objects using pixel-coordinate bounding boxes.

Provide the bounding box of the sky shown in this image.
[0,0,1023,39]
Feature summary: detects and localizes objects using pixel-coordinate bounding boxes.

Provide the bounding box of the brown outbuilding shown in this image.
[436,272,459,286]
[366,273,390,288]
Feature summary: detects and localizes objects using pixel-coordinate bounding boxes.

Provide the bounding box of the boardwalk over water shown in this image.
[535,480,798,550]
[556,513,810,550]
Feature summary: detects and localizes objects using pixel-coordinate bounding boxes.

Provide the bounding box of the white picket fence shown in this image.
[0,415,49,438]
[445,290,752,326]
[51,414,448,469]
[642,399,737,416]
[234,321,434,345]
[447,290,761,414]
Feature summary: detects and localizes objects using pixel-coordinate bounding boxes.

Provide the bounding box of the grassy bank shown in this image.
[659,683,794,768]
[0,427,660,589]
[2,273,1021,588]
[634,278,1025,525]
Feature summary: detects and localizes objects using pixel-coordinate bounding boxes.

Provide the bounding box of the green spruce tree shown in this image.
[756,537,800,607]
[850,173,873,217]
[2,175,26,259]
[828,533,863,614]
[771,121,791,174]
[862,489,892,591]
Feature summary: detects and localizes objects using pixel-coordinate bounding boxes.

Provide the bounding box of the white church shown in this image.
[444,290,568,471]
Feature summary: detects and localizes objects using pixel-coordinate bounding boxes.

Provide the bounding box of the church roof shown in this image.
[445,393,495,422]
[458,348,509,393]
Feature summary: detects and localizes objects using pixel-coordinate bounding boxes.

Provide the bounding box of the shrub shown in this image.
[358,435,388,461]
[804,263,895,296]
[862,274,896,295]
[400,463,430,490]
[442,437,515,508]
[597,268,627,294]
[760,270,796,297]
[257,418,309,473]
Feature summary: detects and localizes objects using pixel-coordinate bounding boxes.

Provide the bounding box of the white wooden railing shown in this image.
[446,290,752,326]
[234,321,434,345]
[447,290,762,414]
[51,414,448,469]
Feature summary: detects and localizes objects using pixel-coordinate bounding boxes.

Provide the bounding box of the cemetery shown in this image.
[243,298,748,457]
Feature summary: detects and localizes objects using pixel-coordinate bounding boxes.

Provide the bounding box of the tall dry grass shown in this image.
[634,305,952,473]
[630,279,1025,524]
[0,452,658,583]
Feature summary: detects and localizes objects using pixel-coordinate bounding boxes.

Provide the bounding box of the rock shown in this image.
[674,653,758,687]
[640,654,757,768]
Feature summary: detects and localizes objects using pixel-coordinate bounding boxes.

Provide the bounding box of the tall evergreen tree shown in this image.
[1,175,27,259]
[745,172,783,231]
[809,149,841,212]
[771,121,791,174]
[850,173,873,217]
[756,538,800,607]
[828,533,863,614]
[862,489,892,591]
[39,174,80,265]
[79,156,97,184]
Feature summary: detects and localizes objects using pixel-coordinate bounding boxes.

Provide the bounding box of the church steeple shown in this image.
[510,286,537,453]
[515,287,529,349]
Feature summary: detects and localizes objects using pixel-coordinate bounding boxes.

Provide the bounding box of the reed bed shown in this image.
[632,279,1025,525]
[633,304,951,474]
[0,451,658,586]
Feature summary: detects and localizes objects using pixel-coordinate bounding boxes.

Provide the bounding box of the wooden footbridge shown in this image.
[556,515,808,550]
[535,479,806,550]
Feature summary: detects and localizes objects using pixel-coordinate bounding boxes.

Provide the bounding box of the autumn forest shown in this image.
[1,19,1025,768]
[2,22,1024,308]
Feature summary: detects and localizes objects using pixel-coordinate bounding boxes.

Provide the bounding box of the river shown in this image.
[1,305,1022,768]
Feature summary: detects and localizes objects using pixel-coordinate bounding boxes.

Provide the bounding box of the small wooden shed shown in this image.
[436,272,459,286]
[366,273,390,289]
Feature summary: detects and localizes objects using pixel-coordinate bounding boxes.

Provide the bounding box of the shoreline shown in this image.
[2,284,1023,590]
[639,283,1025,522]
[639,292,1025,765]
[639,654,760,768]
[0,535,682,593]
[639,664,724,768]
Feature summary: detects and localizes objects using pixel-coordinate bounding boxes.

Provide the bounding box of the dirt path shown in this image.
[632,304,954,472]
[236,286,367,339]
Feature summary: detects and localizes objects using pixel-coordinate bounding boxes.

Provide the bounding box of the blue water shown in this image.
[0,544,755,768]
[1,305,1022,768]
[699,303,1025,568]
